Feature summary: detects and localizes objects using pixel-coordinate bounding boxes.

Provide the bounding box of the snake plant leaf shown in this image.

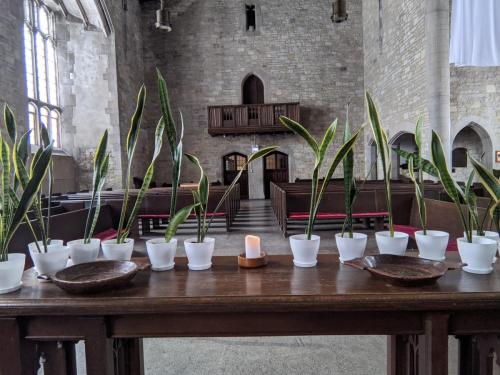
[16,131,30,166]
[165,203,199,243]
[316,119,338,168]
[86,154,110,242]
[185,153,209,206]
[7,143,53,245]
[0,139,12,235]
[157,68,177,159]
[3,104,17,144]
[415,116,423,151]
[366,92,391,177]
[469,154,500,203]
[394,149,438,177]
[127,84,146,160]
[123,116,166,239]
[313,127,363,221]
[464,170,479,231]
[279,116,319,156]
[40,122,50,148]
[343,106,354,236]
[408,156,427,232]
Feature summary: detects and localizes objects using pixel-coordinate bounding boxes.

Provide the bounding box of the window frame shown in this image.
[23,0,62,148]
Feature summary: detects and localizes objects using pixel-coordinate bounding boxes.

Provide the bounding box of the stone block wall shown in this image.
[141,0,365,198]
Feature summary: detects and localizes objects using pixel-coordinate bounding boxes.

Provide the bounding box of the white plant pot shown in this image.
[335,233,367,263]
[375,231,409,256]
[67,238,100,265]
[0,253,26,294]
[101,238,134,261]
[465,231,500,263]
[146,238,177,271]
[289,234,320,267]
[415,230,449,261]
[457,237,497,274]
[184,237,215,271]
[28,240,70,277]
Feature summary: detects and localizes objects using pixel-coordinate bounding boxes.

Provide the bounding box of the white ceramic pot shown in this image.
[146,238,177,271]
[101,238,134,261]
[67,238,100,265]
[375,231,409,256]
[0,253,26,294]
[415,230,449,261]
[184,237,215,271]
[28,240,70,277]
[465,231,500,263]
[457,236,497,274]
[289,234,320,267]
[335,233,367,263]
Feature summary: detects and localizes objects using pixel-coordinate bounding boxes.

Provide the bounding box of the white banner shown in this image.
[450,0,500,66]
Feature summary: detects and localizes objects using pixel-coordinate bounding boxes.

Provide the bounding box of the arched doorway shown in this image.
[263,151,289,199]
[242,74,264,105]
[223,152,249,199]
[451,122,493,182]
[389,132,417,179]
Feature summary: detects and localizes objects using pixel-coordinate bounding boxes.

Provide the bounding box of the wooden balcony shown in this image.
[207,102,300,136]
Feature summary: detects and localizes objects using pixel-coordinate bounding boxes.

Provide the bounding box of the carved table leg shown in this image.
[83,318,114,375]
[421,313,449,375]
[114,338,145,375]
[0,318,24,375]
[458,335,500,375]
[387,335,420,375]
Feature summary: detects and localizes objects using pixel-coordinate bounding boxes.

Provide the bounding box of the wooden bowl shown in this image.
[52,261,138,294]
[344,255,448,286]
[238,252,267,268]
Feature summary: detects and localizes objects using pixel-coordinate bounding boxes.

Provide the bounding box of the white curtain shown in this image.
[450,0,500,66]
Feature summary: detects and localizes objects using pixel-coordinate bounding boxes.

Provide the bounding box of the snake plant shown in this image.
[157,69,196,242]
[406,116,427,234]
[342,104,355,238]
[279,115,363,240]
[430,130,473,242]
[116,85,166,243]
[0,104,53,261]
[365,92,395,236]
[186,146,277,243]
[83,130,110,243]
[468,154,500,234]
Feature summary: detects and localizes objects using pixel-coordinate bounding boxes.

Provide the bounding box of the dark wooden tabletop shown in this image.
[1,254,500,317]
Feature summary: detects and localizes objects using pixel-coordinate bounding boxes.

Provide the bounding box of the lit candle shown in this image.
[245,235,261,259]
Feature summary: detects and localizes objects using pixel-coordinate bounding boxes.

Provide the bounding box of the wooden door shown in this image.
[223,153,249,199]
[242,75,264,104]
[263,151,289,199]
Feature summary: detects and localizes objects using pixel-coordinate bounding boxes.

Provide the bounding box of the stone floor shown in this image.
[73,200,458,374]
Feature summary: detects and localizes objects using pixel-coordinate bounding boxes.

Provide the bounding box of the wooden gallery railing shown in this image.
[207,102,300,135]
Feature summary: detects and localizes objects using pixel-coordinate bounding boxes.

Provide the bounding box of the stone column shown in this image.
[248,159,264,199]
[425,0,451,160]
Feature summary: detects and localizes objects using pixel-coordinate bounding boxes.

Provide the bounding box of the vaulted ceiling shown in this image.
[45,0,111,35]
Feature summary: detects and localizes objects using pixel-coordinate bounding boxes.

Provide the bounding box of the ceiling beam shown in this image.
[74,0,90,29]
[93,0,112,35]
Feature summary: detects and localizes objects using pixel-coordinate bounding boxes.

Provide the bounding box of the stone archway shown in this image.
[451,122,493,182]
[389,131,417,180]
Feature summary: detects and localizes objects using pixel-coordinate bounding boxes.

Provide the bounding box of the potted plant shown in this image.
[101,85,166,260]
[279,115,363,267]
[335,105,367,262]
[67,130,110,265]
[468,155,500,261]
[431,131,497,274]
[405,117,449,261]
[185,147,277,270]
[366,92,409,255]
[0,105,53,293]
[146,70,197,271]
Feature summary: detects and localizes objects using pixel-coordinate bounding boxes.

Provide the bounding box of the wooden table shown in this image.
[1,254,499,375]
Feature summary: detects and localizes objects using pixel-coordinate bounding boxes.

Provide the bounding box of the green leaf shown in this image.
[408,156,427,231]
[414,115,423,151]
[468,154,500,203]
[279,116,318,155]
[40,122,50,148]
[157,69,177,159]
[165,203,198,242]
[343,106,354,235]
[316,119,338,168]
[127,84,146,160]
[4,104,16,144]
[394,148,438,177]
[464,170,479,231]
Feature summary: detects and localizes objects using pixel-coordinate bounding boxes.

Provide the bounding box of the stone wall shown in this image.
[141,0,365,198]
[0,0,27,135]
[362,0,428,177]
[450,65,500,177]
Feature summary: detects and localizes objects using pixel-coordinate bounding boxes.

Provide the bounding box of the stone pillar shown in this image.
[248,158,264,200]
[425,0,451,160]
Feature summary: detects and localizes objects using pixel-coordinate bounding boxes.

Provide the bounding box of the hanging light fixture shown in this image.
[331,0,348,23]
[155,0,172,31]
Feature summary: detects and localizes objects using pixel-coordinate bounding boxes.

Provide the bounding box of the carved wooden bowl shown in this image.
[344,255,449,286]
[52,261,138,294]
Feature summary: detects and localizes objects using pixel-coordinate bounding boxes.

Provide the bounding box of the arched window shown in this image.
[242,74,264,104]
[23,0,61,147]
[452,147,467,168]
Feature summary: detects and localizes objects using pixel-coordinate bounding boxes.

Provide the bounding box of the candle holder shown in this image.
[238,252,267,268]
